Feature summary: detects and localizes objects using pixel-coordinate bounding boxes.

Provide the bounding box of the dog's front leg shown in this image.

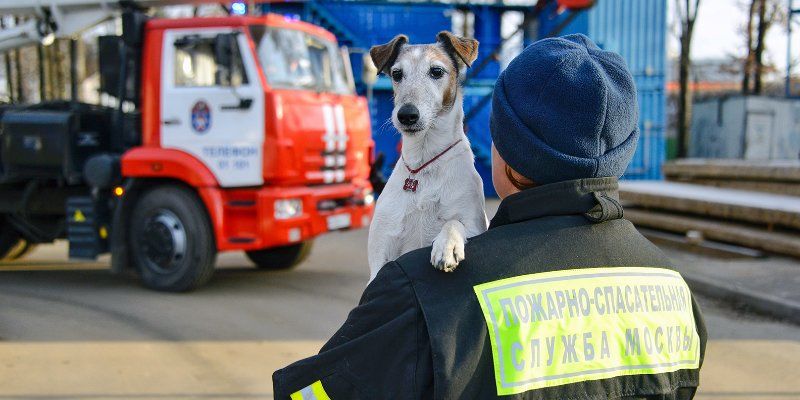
[430,220,466,272]
[368,228,397,281]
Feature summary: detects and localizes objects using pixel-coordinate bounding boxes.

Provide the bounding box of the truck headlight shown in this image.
[363,189,374,205]
[355,187,374,206]
[275,199,303,220]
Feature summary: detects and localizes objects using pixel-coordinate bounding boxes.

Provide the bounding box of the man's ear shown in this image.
[369,34,408,75]
[436,31,479,68]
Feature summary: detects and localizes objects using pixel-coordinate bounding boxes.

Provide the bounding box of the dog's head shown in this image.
[370,32,478,136]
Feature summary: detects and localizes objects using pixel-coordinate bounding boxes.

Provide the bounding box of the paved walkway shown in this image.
[660,242,800,325]
[0,200,797,399]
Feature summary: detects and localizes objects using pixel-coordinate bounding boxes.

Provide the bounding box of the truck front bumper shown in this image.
[208,181,374,252]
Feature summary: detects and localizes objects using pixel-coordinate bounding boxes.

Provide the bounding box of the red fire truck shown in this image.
[0,1,374,291]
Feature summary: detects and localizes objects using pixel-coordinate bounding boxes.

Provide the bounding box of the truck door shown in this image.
[160,28,265,187]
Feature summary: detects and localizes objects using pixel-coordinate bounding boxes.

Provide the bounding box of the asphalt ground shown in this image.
[0,200,799,399]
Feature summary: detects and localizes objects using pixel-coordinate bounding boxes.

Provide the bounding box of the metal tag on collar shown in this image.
[403,177,419,193]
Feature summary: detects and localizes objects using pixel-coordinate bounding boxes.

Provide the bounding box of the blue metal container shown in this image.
[537,0,667,180]
[321,1,451,47]
[471,6,503,80]
[463,84,496,196]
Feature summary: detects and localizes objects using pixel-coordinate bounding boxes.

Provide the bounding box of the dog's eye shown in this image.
[391,69,403,82]
[429,67,445,79]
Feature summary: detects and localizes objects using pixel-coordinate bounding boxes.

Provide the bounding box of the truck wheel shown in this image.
[129,186,216,292]
[246,241,313,270]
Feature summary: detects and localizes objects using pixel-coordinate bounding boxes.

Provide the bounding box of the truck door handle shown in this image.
[162,118,181,126]
[221,98,253,111]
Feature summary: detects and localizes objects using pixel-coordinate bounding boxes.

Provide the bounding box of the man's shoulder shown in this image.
[391,221,541,284]
[394,215,674,284]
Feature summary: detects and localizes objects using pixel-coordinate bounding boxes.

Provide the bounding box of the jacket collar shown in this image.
[489,177,624,229]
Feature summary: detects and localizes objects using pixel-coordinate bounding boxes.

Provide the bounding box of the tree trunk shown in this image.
[14,48,23,102]
[677,31,693,158]
[45,44,54,99]
[48,44,57,99]
[742,0,756,94]
[45,45,53,100]
[3,51,12,103]
[14,17,24,103]
[753,0,768,94]
[69,39,78,101]
[53,40,66,99]
[37,44,45,101]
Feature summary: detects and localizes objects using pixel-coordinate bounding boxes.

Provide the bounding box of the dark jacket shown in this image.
[273,177,707,399]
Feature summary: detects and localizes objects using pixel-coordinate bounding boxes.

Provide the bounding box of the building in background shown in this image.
[663,56,800,161]
[691,96,800,160]
[665,57,742,159]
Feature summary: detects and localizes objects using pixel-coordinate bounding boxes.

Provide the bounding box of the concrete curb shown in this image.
[682,271,800,325]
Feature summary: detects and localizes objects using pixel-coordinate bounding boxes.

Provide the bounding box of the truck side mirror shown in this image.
[214,33,237,85]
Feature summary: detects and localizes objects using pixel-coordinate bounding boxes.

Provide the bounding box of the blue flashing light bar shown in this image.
[231,2,247,15]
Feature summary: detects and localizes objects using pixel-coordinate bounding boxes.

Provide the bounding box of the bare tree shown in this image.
[674,0,701,159]
[742,0,756,93]
[742,0,784,94]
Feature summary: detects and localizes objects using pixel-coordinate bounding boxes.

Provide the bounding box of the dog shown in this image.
[366,32,489,281]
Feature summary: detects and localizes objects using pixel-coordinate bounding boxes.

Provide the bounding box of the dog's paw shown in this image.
[430,231,465,273]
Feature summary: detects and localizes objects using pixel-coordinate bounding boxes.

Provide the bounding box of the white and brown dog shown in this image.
[367,32,488,281]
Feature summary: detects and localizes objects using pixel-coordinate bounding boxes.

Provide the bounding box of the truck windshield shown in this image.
[250,26,353,94]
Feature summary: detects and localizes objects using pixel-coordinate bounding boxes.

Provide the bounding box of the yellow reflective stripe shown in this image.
[290,380,331,400]
[474,267,700,396]
[311,380,331,400]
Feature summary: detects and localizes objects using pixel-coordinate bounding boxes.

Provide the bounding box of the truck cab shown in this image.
[0,11,374,291]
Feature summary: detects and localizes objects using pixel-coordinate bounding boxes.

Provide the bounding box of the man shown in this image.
[273,33,706,399]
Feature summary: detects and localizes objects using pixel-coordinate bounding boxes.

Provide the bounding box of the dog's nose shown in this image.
[397,104,420,126]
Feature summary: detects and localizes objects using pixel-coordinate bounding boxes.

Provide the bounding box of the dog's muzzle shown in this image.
[397,104,420,127]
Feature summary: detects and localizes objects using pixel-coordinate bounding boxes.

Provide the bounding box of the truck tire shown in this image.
[129,186,216,292]
[246,241,313,270]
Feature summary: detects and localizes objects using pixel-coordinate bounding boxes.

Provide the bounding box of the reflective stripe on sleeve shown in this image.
[290,380,331,400]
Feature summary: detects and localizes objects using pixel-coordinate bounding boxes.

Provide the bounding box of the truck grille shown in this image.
[317,197,351,211]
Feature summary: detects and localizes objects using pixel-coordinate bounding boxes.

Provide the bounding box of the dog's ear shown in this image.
[436,31,479,68]
[370,34,409,76]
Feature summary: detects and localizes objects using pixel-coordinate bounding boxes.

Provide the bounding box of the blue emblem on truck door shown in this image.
[191,100,211,133]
